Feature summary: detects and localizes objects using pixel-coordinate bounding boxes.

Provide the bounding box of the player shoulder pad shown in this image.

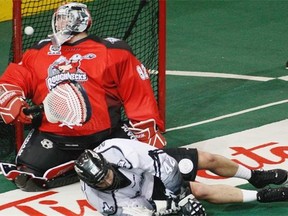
[88,35,133,53]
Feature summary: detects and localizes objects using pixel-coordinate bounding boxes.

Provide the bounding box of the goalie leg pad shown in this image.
[14,173,48,192]
[13,170,79,192]
[0,162,79,192]
[0,163,48,192]
[46,169,79,189]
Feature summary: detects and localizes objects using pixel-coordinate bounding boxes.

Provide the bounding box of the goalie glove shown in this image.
[0,84,32,124]
[129,119,167,148]
[178,194,206,216]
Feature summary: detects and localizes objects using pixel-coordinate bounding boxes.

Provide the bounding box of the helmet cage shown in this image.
[50,2,92,47]
[75,149,110,188]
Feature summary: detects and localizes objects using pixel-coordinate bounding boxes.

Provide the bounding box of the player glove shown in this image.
[0,84,32,124]
[158,186,206,216]
[178,194,206,216]
[129,119,167,148]
[154,187,185,216]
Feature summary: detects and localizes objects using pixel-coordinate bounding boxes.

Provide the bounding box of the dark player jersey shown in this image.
[0,35,163,136]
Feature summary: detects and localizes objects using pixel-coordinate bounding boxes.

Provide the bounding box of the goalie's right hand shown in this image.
[129,119,167,148]
[178,194,206,216]
[0,84,32,124]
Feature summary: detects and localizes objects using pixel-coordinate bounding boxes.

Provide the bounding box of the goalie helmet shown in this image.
[74,149,111,188]
[49,2,92,47]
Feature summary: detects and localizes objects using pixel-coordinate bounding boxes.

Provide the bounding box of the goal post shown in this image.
[158,0,166,134]
[1,0,166,161]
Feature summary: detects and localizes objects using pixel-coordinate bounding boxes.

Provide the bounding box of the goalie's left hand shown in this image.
[129,119,166,148]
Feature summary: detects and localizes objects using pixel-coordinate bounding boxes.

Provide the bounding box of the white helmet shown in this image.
[49,2,92,47]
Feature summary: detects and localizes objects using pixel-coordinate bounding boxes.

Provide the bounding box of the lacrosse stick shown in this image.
[23,81,91,128]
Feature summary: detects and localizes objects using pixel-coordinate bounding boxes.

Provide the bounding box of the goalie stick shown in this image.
[23,81,91,128]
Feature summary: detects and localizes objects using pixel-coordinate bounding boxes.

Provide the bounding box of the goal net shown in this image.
[1,0,166,162]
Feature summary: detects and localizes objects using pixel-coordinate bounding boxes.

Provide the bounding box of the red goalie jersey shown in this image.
[0,36,164,136]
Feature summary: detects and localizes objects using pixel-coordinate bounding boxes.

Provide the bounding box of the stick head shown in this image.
[43,80,91,128]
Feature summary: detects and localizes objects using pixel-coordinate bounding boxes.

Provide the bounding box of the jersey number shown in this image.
[163,157,176,174]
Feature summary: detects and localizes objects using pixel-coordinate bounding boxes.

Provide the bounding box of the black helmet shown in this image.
[74,149,110,188]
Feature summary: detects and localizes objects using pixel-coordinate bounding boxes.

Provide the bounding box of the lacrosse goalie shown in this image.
[75,138,206,216]
[0,2,165,191]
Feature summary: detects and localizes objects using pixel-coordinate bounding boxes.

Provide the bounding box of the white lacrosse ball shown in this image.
[24,26,34,35]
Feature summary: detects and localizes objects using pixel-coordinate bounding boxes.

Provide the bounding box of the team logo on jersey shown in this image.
[117,159,129,168]
[46,53,96,90]
[104,37,120,44]
[48,45,62,55]
[102,202,115,214]
[41,139,53,149]
[117,159,133,169]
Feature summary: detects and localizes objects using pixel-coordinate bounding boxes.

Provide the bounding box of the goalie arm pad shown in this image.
[0,84,32,124]
[129,119,167,148]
